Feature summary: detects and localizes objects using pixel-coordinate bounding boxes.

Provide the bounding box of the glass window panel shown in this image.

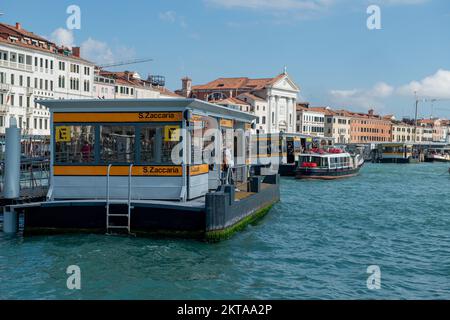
[55,126,95,163]
[140,125,180,164]
[101,126,135,163]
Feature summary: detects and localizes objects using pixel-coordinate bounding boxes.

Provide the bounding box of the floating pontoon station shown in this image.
[4,99,280,241]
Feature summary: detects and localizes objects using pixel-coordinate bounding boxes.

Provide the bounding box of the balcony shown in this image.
[0,83,11,92]
[0,104,9,114]
[0,59,33,73]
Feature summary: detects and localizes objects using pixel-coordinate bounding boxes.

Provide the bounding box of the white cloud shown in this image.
[372,0,429,5]
[206,0,334,10]
[204,0,336,15]
[159,11,177,23]
[329,69,450,112]
[159,10,188,28]
[80,38,136,65]
[397,69,450,99]
[50,28,75,48]
[330,82,394,109]
[81,38,114,64]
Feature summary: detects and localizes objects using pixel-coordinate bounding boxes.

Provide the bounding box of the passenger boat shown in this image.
[295,148,364,180]
[251,133,333,176]
[425,148,450,162]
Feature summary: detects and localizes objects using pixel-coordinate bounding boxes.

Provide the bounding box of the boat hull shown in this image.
[425,157,450,163]
[379,157,419,164]
[295,166,362,180]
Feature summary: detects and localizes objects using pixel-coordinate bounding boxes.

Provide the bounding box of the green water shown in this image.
[1,163,450,299]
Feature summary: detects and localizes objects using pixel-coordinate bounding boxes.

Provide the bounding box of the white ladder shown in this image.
[106,164,134,235]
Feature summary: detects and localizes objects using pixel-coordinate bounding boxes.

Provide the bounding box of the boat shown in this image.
[425,147,450,162]
[295,148,364,180]
[251,133,334,176]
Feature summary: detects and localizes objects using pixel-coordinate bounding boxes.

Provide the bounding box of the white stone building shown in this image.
[0,22,95,136]
[324,109,351,144]
[296,104,325,137]
[179,71,300,134]
[94,70,181,100]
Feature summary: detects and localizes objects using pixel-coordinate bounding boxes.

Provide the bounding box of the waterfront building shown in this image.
[0,22,95,136]
[349,109,392,143]
[417,119,446,142]
[324,109,352,144]
[296,103,325,137]
[176,70,300,133]
[391,122,416,143]
[214,96,251,113]
[94,70,181,100]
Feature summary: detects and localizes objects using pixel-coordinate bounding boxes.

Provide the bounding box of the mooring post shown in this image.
[2,117,21,234]
[3,207,18,234]
[4,117,21,199]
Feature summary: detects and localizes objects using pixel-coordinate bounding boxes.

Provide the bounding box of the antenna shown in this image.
[98,58,153,69]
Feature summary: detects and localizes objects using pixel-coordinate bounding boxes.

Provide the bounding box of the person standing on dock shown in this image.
[223,145,234,185]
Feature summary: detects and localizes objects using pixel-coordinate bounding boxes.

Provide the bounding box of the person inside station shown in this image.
[81,140,93,162]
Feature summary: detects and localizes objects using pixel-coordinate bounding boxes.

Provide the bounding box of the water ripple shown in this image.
[1,163,450,299]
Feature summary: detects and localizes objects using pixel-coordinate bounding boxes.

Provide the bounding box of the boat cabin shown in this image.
[41,99,256,202]
[299,151,353,170]
[251,132,333,175]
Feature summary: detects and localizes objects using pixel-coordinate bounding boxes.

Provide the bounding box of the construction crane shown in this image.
[414,94,450,124]
[98,58,154,69]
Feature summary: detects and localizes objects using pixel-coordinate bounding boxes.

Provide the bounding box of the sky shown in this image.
[1,0,450,119]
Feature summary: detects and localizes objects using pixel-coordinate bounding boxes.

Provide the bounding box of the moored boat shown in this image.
[425,148,450,162]
[295,148,364,180]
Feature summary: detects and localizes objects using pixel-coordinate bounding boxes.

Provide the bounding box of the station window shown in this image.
[55,126,96,163]
[140,125,181,164]
[101,126,135,163]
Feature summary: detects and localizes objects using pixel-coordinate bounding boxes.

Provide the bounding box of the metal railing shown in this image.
[0,158,50,194]
[0,136,50,196]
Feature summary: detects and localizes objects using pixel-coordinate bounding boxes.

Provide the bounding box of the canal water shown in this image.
[1,163,450,299]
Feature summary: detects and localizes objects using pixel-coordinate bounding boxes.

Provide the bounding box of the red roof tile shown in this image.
[192,73,286,91]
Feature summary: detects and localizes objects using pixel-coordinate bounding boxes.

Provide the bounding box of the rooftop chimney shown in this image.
[72,46,80,58]
[368,109,374,116]
[15,22,21,30]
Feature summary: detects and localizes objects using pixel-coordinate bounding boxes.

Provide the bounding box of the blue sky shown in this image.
[1,0,450,118]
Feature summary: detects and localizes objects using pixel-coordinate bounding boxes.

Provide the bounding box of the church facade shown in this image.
[176,71,300,134]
